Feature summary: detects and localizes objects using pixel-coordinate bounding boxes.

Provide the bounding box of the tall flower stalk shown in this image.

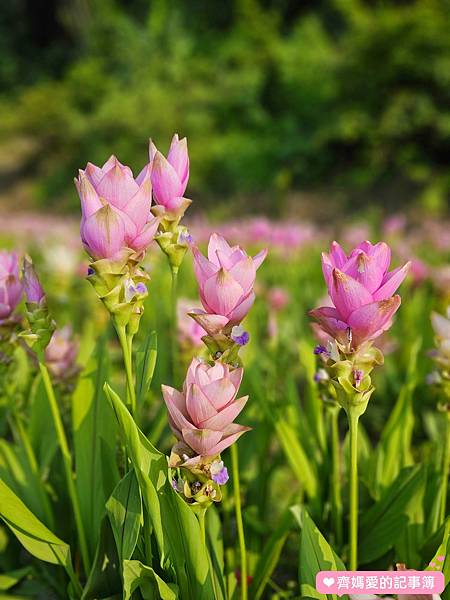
[75,153,160,415]
[310,240,409,569]
[20,257,90,575]
[161,233,266,600]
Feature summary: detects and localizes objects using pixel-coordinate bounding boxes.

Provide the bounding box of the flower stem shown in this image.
[347,409,359,571]
[39,362,90,577]
[115,324,136,415]
[170,266,179,384]
[231,443,248,600]
[330,408,343,548]
[439,411,450,524]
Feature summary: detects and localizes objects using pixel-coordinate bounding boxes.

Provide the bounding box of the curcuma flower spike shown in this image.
[189,233,267,356]
[20,257,55,356]
[310,240,410,350]
[75,155,160,261]
[150,134,191,219]
[162,357,250,458]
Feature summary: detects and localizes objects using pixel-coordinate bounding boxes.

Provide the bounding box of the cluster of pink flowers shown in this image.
[310,240,410,349]
[75,134,190,261]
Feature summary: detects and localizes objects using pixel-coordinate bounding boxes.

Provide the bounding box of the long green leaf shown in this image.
[292,506,347,600]
[106,468,142,564]
[0,480,71,567]
[359,465,426,564]
[123,560,178,600]
[105,384,215,599]
[72,338,118,558]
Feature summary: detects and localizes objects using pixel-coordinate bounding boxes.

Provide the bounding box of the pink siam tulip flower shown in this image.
[310,240,410,349]
[45,326,79,380]
[150,134,190,216]
[190,233,267,336]
[162,358,250,457]
[22,256,45,304]
[75,155,160,260]
[0,251,22,320]
[267,287,289,312]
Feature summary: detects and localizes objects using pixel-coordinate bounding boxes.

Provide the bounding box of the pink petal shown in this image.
[186,383,217,426]
[329,268,373,320]
[201,396,248,430]
[151,151,182,208]
[162,385,192,435]
[129,217,160,253]
[347,296,401,346]
[81,205,126,260]
[308,306,349,343]
[253,248,268,270]
[84,162,104,187]
[96,160,139,210]
[229,257,256,295]
[205,424,251,456]
[192,246,219,286]
[148,139,158,162]
[76,172,103,223]
[125,168,152,226]
[206,362,227,382]
[167,134,189,191]
[343,251,384,294]
[372,262,410,301]
[208,234,233,266]
[182,427,223,456]
[321,252,333,285]
[356,241,391,274]
[329,241,347,268]
[227,291,255,323]
[202,377,238,411]
[203,269,244,317]
[228,367,244,392]
[188,311,229,336]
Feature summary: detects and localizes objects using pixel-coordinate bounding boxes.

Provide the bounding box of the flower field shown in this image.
[0,137,449,600]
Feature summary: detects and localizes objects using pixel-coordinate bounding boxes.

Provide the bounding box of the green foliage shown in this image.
[1,0,450,210]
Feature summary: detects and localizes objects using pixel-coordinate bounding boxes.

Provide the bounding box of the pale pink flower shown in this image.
[22,256,45,304]
[75,155,160,260]
[162,358,250,457]
[45,327,79,380]
[0,251,22,320]
[310,240,410,349]
[190,233,267,336]
[149,134,190,215]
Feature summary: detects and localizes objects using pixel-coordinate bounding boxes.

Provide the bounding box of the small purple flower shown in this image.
[178,230,194,246]
[211,460,229,485]
[87,266,95,276]
[353,369,364,388]
[314,345,328,355]
[314,368,329,383]
[136,282,147,294]
[231,325,250,346]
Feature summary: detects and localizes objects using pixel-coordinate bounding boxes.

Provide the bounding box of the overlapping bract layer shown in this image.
[150,134,190,216]
[310,240,410,349]
[162,358,250,458]
[190,233,267,336]
[76,156,159,260]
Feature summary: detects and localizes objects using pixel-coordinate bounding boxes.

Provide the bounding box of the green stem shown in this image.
[439,411,450,525]
[115,324,136,415]
[39,362,90,577]
[330,408,343,548]
[347,409,359,571]
[170,266,179,384]
[231,443,248,600]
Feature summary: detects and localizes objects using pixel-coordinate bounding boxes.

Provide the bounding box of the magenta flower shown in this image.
[162,358,250,457]
[0,251,22,320]
[75,155,160,260]
[310,240,410,349]
[22,256,45,304]
[190,233,267,336]
[150,134,190,215]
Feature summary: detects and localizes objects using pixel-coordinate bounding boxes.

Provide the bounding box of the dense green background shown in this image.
[0,0,449,215]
